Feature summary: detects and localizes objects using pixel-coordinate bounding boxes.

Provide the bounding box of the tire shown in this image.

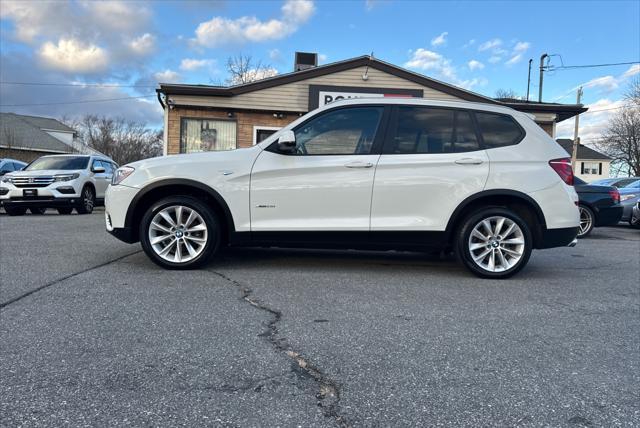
[5,206,27,216]
[577,205,595,238]
[57,207,73,215]
[139,196,220,269]
[76,185,95,214]
[456,207,533,279]
[30,207,46,215]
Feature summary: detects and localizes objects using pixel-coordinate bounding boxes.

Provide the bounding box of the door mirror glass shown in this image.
[277,130,296,154]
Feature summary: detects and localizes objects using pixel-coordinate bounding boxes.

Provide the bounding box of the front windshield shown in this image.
[25,156,89,171]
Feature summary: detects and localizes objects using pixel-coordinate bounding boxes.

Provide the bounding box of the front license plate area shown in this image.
[23,189,38,197]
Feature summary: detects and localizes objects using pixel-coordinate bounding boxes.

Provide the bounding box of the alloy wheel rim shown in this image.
[468,216,525,273]
[84,188,94,210]
[148,205,208,263]
[578,207,592,236]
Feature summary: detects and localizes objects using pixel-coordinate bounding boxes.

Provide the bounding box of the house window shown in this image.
[581,162,601,175]
[253,126,281,145]
[180,118,236,153]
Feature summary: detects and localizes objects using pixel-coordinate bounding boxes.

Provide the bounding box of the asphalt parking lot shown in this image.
[1,209,639,427]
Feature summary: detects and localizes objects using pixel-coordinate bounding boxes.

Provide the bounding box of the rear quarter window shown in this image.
[475,112,524,149]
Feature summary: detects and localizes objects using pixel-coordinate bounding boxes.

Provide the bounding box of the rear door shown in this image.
[250,105,387,231]
[371,106,489,231]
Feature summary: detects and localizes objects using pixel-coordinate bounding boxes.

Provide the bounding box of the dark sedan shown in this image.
[574,177,623,237]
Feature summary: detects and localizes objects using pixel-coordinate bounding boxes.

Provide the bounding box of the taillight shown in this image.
[549,158,574,185]
[609,189,620,204]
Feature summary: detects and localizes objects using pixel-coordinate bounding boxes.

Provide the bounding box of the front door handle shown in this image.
[344,161,374,168]
[454,158,484,165]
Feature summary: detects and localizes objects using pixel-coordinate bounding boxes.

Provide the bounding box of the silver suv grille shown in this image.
[11,176,55,188]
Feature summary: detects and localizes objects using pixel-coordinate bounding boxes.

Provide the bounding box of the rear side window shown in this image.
[386,107,480,154]
[475,112,524,148]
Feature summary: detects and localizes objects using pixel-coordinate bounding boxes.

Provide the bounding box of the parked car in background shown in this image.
[618,180,640,225]
[631,201,640,229]
[0,158,27,176]
[573,177,623,237]
[590,177,639,188]
[105,98,580,279]
[0,154,117,216]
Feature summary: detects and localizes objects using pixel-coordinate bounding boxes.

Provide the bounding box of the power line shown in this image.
[0,94,156,107]
[582,105,630,114]
[0,81,158,88]
[546,61,639,70]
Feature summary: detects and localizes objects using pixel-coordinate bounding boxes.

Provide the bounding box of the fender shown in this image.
[124,178,236,235]
[445,189,547,233]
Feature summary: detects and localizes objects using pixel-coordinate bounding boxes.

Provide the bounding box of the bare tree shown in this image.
[66,115,162,165]
[225,54,278,86]
[494,88,522,100]
[596,79,640,176]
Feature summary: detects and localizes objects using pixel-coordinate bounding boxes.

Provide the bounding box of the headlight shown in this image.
[1,175,13,183]
[621,194,637,202]
[112,166,135,185]
[54,173,80,182]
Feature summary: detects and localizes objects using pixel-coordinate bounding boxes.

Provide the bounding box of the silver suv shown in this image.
[0,155,117,215]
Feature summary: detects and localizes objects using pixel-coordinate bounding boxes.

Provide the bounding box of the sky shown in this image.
[1,0,639,144]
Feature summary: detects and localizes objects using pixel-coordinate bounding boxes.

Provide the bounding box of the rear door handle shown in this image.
[455,158,484,165]
[344,161,374,168]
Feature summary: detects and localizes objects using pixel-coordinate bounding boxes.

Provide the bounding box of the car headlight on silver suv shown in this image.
[112,166,135,185]
[1,175,14,183]
[54,173,80,182]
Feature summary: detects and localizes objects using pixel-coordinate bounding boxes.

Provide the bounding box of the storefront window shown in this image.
[180,118,237,153]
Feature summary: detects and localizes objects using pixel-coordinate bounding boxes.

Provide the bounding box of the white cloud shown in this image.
[623,64,640,78]
[192,0,315,47]
[488,56,502,64]
[513,41,530,53]
[269,48,282,62]
[154,69,181,83]
[458,77,489,90]
[556,98,626,143]
[582,75,619,92]
[318,53,328,63]
[38,38,109,73]
[478,38,502,51]
[505,53,523,66]
[431,32,448,47]
[179,58,215,71]
[462,39,476,48]
[404,48,456,80]
[468,60,484,71]
[129,33,155,55]
[81,0,151,33]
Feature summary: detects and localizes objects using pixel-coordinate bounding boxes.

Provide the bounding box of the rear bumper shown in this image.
[107,226,137,244]
[594,205,623,226]
[537,227,579,249]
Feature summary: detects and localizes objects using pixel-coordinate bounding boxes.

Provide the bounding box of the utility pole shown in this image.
[526,59,533,101]
[571,86,583,171]
[538,53,548,102]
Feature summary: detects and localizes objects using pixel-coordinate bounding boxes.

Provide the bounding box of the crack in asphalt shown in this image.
[0,251,142,309]
[210,270,350,428]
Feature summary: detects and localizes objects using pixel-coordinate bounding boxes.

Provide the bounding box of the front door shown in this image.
[371,105,489,231]
[250,106,387,231]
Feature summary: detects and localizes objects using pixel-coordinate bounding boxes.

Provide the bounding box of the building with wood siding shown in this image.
[156,54,587,156]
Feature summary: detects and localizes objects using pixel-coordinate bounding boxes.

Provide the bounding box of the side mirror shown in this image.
[277,130,296,154]
[92,166,106,174]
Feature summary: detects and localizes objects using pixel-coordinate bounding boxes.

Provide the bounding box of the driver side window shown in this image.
[293,107,383,155]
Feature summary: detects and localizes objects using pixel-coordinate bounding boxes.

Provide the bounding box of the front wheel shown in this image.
[456,208,533,279]
[76,186,95,214]
[577,205,594,238]
[139,196,220,269]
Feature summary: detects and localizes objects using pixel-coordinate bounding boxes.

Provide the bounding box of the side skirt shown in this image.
[228,231,450,251]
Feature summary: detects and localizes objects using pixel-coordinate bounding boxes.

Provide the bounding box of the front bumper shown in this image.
[2,196,80,208]
[594,205,623,227]
[105,184,140,242]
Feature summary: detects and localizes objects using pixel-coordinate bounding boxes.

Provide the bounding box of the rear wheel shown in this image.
[140,196,220,269]
[577,205,594,238]
[57,207,73,215]
[5,206,27,216]
[456,208,533,279]
[30,207,46,215]
[76,186,95,214]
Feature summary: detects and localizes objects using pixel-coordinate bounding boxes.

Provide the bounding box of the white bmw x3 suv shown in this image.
[1,154,117,215]
[106,98,579,278]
